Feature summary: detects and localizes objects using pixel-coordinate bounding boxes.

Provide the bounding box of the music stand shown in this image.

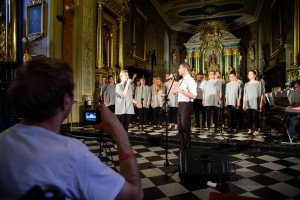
[149,76,178,176]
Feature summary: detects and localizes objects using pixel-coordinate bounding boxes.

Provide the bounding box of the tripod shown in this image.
[149,77,178,176]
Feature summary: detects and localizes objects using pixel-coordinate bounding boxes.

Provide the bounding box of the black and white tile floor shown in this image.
[62,117,300,200]
[81,138,300,200]
[128,124,266,141]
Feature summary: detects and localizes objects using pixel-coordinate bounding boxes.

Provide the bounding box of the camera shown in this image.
[83,110,101,125]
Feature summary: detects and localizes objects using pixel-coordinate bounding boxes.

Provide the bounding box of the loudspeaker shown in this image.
[179,149,230,183]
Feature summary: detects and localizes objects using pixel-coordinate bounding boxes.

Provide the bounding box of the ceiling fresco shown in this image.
[150,0,264,33]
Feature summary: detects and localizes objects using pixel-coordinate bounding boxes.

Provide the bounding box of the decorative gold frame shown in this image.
[26,0,45,41]
[270,0,282,58]
[133,8,146,62]
[202,47,223,73]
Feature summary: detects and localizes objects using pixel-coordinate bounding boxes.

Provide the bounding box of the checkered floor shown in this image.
[82,138,300,200]
[128,124,266,142]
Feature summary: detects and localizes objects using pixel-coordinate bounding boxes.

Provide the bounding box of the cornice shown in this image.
[98,0,129,17]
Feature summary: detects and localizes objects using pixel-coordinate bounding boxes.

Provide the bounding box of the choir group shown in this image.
[97,65,266,137]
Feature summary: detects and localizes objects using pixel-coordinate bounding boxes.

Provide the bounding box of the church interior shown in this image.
[1,0,300,199]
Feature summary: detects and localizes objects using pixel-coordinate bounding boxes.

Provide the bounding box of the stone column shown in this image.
[117,17,125,70]
[188,51,193,67]
[232,48,238,71]
[195,51,200,73]
[224,48,231,72]
[96,2,105,69]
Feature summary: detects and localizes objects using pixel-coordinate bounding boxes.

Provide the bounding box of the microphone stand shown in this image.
[140,82,145,134]
[97,82,109,159]
[149,76,178,177]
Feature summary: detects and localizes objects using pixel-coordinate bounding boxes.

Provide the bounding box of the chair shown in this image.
[19,184,65,200]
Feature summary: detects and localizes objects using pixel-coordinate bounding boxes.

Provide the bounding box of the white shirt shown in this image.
[196,80,207,99]
[0,124,124,200]
[177,74,197,102]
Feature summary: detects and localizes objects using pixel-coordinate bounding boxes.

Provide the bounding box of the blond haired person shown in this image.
[115,70,139,133]
[151,77,165,130]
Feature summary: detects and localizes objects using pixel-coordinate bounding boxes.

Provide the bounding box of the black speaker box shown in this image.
[179,149,230,183]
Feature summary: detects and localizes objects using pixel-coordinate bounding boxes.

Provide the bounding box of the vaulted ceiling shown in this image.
[150,0,265,33]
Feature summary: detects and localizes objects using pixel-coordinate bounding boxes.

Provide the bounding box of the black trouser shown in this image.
[237,108,244,129]
[227,105,238,129]
[138,107,148,125]
[218,106,225,125]
[177,102,193,150]
[117,114,132,133]
[247,109,260,131]
[193,99,206,127]
[206,106,219,130]
[168,107,178,123]
[108,105,115,113]
[153,107,161,126]
[148,106,153,124]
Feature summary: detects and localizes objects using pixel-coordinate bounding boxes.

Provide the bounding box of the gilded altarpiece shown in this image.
[96,0,129,83]
[185,30,241,81]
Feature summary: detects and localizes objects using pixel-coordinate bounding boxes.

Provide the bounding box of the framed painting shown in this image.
[270,0,282,58]
[203,47,221,71]
[26,0,45,41]
[133,8,146,62]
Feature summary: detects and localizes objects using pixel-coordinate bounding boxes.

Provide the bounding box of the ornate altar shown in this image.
[184,21,241,81]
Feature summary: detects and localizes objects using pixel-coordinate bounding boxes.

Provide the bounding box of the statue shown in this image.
[23,50,31,62]
[248,45,255,61]
[238,55,242,65]
[208,50,219,72]
[209,50,218,66]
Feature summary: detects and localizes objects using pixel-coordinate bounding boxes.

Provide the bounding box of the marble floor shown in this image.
[81,140,300,200]
[61,115,300,200]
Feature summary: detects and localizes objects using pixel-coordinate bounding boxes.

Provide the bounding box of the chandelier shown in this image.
[197,20,229,41]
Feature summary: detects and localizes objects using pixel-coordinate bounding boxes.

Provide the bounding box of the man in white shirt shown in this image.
[0,58,143,200]
[172,63,197,150]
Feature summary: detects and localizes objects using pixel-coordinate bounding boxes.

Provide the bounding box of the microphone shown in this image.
[166,74,177,81]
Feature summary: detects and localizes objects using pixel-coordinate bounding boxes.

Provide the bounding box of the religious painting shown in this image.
[26,0,44,41]
[203,47,221,72]
[133,8,146,62]
[270,0,281,57]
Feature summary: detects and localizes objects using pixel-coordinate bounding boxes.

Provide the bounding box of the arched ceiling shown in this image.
[150,0,265,33]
